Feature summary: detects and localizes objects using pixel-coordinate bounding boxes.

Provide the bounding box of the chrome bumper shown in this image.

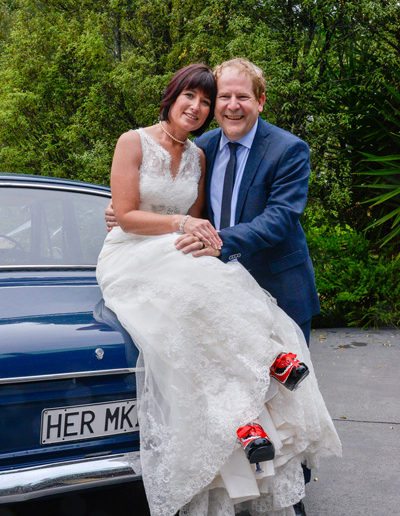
[0,452,141,504]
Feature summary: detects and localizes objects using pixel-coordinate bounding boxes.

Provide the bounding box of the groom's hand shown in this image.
[175,234,221,257]
[105,201,118,232]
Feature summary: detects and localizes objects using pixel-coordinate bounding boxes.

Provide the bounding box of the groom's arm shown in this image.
[176,139,310,260]
[218,139,310,262]
[105,201,117,231]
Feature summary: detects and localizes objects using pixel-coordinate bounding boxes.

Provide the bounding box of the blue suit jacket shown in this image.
[195,117,320,326]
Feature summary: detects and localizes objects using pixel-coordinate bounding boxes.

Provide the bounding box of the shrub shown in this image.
[306,222,400,328]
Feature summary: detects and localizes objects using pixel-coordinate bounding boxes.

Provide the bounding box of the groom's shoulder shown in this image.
[194,127,221,150]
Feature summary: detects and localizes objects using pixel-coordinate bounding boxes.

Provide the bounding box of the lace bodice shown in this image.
[136,129,202,216]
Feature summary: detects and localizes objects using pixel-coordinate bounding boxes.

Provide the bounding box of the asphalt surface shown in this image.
[1,328,399,516]
[305,327,400,516]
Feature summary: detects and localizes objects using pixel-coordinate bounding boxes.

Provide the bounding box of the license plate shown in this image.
[41,399,139,444]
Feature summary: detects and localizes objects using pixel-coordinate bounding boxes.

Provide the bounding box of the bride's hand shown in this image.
[175,234,221,257]
[181,216,222,250]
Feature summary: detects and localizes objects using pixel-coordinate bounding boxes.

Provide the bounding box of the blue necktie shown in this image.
[220,142,239,229]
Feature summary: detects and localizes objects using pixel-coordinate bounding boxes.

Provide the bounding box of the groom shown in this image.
[176,58,319,345]
[175,59,318,516]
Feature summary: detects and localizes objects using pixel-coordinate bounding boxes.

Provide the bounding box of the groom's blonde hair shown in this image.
[214,58,266,99]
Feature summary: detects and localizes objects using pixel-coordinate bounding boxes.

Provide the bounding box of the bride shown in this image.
[96,63,341,516]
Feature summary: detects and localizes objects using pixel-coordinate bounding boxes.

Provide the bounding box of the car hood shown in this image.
[0,272,138,379]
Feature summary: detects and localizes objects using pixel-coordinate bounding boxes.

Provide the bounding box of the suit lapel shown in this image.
[235,119,271,223]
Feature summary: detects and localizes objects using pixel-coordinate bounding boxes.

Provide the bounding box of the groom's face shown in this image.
[215,67,265,141]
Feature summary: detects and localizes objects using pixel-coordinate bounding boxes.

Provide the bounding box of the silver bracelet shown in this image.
[178,215,190,233]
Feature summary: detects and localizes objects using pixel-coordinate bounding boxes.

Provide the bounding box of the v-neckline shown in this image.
[140,129,190,181]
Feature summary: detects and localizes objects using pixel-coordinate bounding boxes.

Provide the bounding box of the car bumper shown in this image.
[0,451,141,504]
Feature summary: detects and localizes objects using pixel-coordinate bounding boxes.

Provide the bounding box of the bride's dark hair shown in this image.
[159,64,216,136]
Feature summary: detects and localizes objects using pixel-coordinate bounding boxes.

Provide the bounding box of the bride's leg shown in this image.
[237,350,309,465]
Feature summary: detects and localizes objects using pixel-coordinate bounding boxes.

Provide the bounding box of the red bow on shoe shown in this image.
[273,352,300,370]
[237,423,268,443]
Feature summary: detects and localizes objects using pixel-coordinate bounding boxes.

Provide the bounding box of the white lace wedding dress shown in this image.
[96,129,341,516]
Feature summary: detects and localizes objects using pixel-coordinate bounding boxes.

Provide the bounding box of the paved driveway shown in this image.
[306,328,400,516]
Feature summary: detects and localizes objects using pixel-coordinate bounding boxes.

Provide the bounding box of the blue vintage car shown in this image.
[0,173,141,503]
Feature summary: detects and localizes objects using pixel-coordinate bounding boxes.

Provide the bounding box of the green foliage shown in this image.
[354,73,400,250]
[358,155,400,248]
[0,0,398,193]
[307,223,400,328]
[0,1,125,183]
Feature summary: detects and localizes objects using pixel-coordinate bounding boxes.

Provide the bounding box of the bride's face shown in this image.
[169,88,211,132]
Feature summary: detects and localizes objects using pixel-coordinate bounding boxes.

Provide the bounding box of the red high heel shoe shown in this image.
[270,352,309,391]
[236,423,275,463]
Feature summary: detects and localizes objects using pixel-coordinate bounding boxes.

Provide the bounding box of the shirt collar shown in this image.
[219,119,258,150]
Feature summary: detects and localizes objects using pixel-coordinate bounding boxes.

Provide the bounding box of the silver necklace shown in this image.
[159,121,187,145]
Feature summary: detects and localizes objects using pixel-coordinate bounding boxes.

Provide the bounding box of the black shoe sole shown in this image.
[248,443,275,463]
[294,500,307,515]
[285,365,310,391]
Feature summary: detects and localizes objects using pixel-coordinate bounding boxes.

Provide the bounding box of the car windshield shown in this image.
[0,186,109,267]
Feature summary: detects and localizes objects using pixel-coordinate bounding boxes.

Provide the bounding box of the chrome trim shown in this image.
[0,280,98,285]
[0,181,111,197]
[0,451,141,503]
[0,265,97,270]
[0,368,144,385]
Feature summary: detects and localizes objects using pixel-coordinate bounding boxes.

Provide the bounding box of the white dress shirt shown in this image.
[210,120,258,230]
